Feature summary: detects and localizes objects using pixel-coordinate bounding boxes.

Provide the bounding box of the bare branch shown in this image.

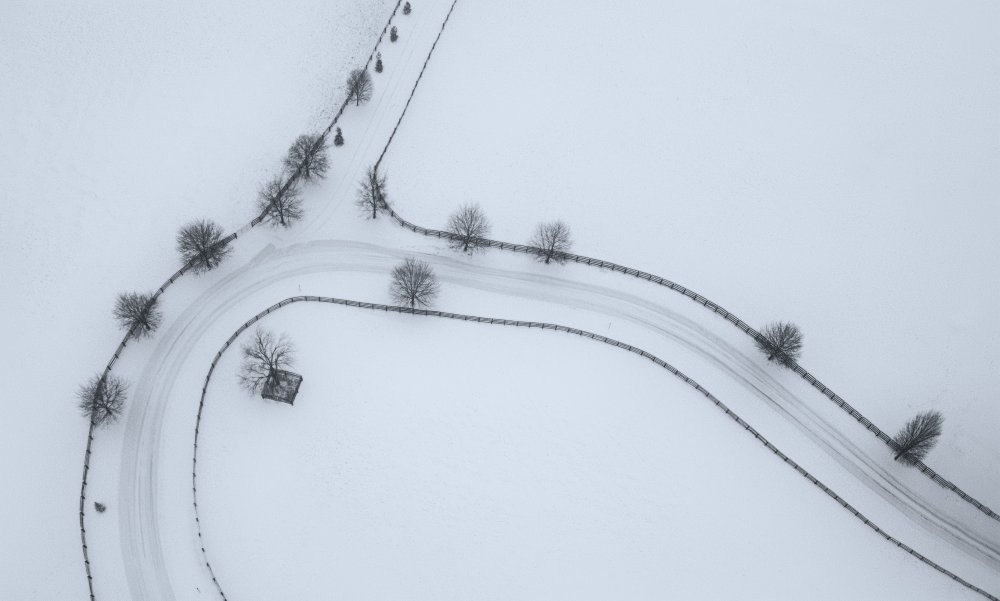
[893,410,944,464]
[176,219,232,273]
[346,69,374,106]
[283,133,329,183]
[257,176,304,228]
[239,327,295,395]
[113,291,162,338]
[390,257,440,309]
[529,220,572,264]
[446,203,491,253]
[356,166,387,220]
[77,373,128,427]
[755,321,804,366]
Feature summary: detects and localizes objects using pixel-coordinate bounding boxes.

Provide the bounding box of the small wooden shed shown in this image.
[261,369,303,405]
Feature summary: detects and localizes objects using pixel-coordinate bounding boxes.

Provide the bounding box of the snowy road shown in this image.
[93,0,1000,599]
[116,237,1000,598]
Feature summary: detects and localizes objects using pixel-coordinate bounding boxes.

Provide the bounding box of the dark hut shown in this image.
[261,369,303,405]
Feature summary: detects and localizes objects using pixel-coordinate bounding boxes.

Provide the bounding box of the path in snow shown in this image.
[122,238,999,599]
[101,0,999,598]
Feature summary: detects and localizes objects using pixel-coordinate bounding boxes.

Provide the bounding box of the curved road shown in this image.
[118,238,1000,599]
[92,0,1000,599]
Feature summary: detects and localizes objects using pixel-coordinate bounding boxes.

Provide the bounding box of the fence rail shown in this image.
[374,183,1000,528]
[190,295,998,601]
[362,0,999,527]
[76,2,404,598]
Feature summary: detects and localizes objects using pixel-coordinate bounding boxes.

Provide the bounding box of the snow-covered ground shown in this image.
[381,0,1000,514]
[1,0,998,600]
[0,1,390,598]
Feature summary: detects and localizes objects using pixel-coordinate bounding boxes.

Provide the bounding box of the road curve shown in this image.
[119,238,1000,599]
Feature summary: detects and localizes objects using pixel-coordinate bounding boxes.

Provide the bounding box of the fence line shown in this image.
[190,296,998,601]
[374,0,460,173]
[377,204,1000,523]
[360,0,998,526]
[76,2,404,598]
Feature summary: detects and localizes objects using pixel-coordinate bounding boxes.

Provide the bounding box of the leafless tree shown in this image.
[283,133,329,183]
[892,410,944,464]
[356,166,387,219]
[113,291,162,338]
[446,203,491,253]
[77,373,128,427]
[530,220,572,264]
[391,257,440,309]
[257,176,304,228]
[346,68,374,106]
[176,219,231,273]
[755,321,804,366]
[239,327,295,395]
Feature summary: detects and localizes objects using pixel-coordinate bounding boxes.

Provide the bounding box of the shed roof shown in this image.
[261,369,303,405]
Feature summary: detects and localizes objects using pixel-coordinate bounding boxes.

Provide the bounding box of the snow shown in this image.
[198,303,966,600]
[381,0,1000,516]
[0,1,391,598]
[1,0,998,600]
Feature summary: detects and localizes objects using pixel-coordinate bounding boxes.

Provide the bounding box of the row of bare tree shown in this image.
[80,57,390,428]
[358,174,574,264]
[79,121,343,427]
[358,172,946,466]
[753,320,943,463]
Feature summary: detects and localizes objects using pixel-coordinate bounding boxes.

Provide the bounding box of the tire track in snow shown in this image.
[187,287,1000,601]
[362,0,1000,528]
[108,1,409,598]
[125,239,997,600]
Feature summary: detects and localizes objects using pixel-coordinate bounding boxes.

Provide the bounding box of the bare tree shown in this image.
[356,166,387,219]
[446,203,491,253]
[892,410,944,464]
[391,257,440,309]
[283,133,329,183]
[257,176,304,228]
[530,220,572,264]
[113,292,162,338]
[755,321,804,366]
[239,327,295,395]
[176,219,232,273]
[77,373,128,427]
[346,68,374,106]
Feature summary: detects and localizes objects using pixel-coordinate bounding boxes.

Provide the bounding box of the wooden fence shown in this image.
[376,202,1000,525]
[76,2,404,598]
[363,0,999,527]
[190,295,999,601]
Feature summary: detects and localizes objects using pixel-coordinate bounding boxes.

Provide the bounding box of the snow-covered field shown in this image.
[0,1,390,598]
[382,0,1000,490]
[1,0,998,600]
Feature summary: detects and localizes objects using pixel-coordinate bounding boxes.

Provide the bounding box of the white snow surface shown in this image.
[1,1,999,600]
